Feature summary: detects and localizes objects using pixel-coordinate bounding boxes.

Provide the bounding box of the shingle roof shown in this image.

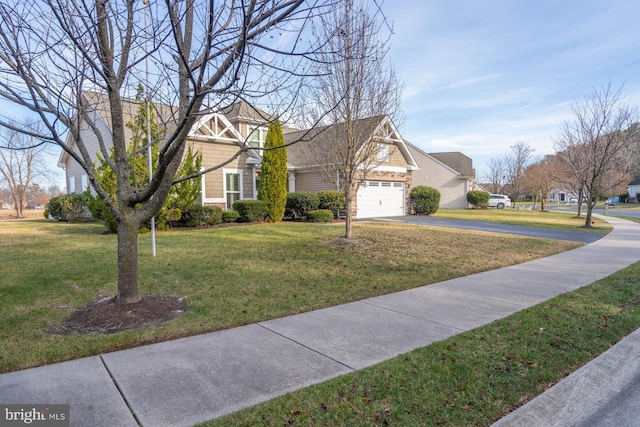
[219,101,274,124]
[629,176,640,186]
[284,115,387,167]
[82,91,179,144]
[428,151,474,177]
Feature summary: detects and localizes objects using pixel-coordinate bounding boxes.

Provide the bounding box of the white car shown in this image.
[488,194,511,209]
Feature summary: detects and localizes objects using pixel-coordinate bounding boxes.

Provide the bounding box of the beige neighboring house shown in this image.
[58,92,418,217]
[406,142,475,209]
[285,115,419,218]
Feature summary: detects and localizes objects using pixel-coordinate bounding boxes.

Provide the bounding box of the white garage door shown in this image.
[356,181,405,219]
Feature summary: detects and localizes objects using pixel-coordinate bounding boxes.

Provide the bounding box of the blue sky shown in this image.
[382,0,640,178]
[8,1,640,188]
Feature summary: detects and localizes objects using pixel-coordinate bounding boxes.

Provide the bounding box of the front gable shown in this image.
[187,111,261,208]
[367,116,419,171]
[189,112,244,143]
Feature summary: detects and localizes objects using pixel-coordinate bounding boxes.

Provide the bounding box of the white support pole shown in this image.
[144,0,156,256]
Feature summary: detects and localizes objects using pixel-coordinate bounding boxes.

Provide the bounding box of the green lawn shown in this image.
[433,208,612,233]
[0,219,581,374]
[205,261,640,427]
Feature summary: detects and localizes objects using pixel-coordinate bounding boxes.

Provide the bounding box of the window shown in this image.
[81,175,88,191]
[377,143,390,162]
[248,126,267,148]
[68,177,76,194]
[225,172,241,209]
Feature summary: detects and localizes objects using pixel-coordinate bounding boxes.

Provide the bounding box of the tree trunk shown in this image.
[584,208,593,228]
[14,202,24,218]
[344,191,353,239]
[576,189,584,217]
[116,218,142,304]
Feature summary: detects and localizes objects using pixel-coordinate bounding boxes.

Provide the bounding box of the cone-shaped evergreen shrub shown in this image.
[258,119,288,222]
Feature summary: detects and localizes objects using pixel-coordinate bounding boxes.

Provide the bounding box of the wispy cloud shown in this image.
[383,0,640,174]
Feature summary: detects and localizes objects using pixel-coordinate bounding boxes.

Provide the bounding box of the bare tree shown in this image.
[0,125,51,217]
[0,0,335,304]
[524,155,560,211]
[503,141,534,207]
[302,0,402,239]
[555,84,638,227]
[485,157,505,194]
[27,183,49,207]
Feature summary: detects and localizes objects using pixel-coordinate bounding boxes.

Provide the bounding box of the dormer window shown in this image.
[248,126,267,148]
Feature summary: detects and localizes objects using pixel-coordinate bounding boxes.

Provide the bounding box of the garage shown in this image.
[356,181,405,218]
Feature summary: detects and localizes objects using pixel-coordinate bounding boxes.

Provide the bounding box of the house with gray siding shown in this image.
[406,142,475,209]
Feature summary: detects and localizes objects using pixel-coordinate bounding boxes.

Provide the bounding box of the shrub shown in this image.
[46,194,91,222]
[45,196,66,220]
[257,119,288,222]
[411,186,440,215]
[85,191,118,232]
[307,209,334,223]
[222,210,240,223]
[285,192,319,219]
[619,192,629,203]
[318,190,346,215]
[467,190,490,207]
[178,205,223,227]
[232,200,268,222]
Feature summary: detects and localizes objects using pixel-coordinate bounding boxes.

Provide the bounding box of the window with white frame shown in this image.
[68,177,76,193]
[248,126,267,148]
[377,143,390,162]
[81,175,88,191]
[225,172,241,209]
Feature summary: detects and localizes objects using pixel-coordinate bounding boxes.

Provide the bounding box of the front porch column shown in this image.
[288,171,296,192]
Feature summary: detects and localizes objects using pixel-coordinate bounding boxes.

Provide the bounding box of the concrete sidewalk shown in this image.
[2,215,640,426]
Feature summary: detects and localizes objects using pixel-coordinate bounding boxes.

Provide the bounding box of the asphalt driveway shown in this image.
[365,215,603,244]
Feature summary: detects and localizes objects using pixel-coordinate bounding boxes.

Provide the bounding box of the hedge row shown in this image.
[47,191,344,228]
[46,195,244,229]
[285,191,345,219]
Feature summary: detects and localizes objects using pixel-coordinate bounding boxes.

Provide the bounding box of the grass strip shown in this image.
[205,261,640,426]
[433,208,611,233]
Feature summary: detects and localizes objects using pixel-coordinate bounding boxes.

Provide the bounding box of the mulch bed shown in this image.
[48,295,187,335]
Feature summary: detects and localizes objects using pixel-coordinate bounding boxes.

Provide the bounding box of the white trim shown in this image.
[199,167,206,205]
[252,166,258,200]
[81,175,88,191]
[371,116,419,169]
[360,164,408,173]
[202,197,225,204]
[189,111,243,141]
